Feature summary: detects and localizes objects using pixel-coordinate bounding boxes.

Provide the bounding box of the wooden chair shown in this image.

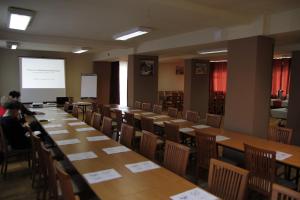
[72,105,80,118]
[101,116,113,138]
[208,159,249,200]
[271,183,300,200]
[113,109,123,132]
[244,144,276,198]
[206,113,222,128]
[167,107,178,118]
[120,124,134,149]
[141,116,154,133]
[142,102,152,111]
[29,132,40,188]
[164,122,181,143]
[64,102,73,113]
[139,131,159,161]
[134,101,142,109]
[268,126,293,144]
[92,113,102,130]
[55,162,80,200]
[102,105,111,118]
[186,110,199,123]
[124,112,134,126]
[153,104,162,114]
[163,140,190,176]
[84,109,93,126]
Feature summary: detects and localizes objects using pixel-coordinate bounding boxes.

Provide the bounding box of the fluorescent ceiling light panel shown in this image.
[6,41,19,50]
[114,27,151,41]
[11,44,18,49]
[210,60,227,62]
[198,49,228,55]
[73,48,89,54]
[8,7,35,30]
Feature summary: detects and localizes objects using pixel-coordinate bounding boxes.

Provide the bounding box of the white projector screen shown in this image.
[81,74,97,98]
[19,57,66,103]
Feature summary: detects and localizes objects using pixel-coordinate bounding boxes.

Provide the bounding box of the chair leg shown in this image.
[3,160,8,179]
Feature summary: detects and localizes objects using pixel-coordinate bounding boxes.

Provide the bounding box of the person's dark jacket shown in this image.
[20,103,36,116]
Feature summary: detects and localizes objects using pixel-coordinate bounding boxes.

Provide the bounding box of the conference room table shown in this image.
[73,101,92,120]
[32,107,218,200]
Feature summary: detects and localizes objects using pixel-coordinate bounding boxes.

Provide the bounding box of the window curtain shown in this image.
[271,58,291,98]
[109,61,120,104]
[210,62,227,94]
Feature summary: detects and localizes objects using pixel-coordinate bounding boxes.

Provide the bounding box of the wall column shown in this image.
[224,36,274,137]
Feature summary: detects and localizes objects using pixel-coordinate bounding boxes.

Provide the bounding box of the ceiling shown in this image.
[0,0,300,55]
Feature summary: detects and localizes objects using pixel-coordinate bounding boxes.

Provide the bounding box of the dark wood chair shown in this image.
[268,126,293,144]
[185,110,199,123]
[101,117,113,138]
[167,107,178,118]
[72,105,80,118]
[134,101,142,109]
[142,102,152,111]
[124,112,134,126]
[244,144,276,198]
[206,113,222,128]
[271,183,300,200]
[120,124,134,149]
[84,109,93,126]
[208,159,249,200]
[141,116,154,133]
[113,109,123,132]
[163,140,190,177]
[139,131,159,161]
[164,122,181,143]
[64,102,73,113]
[153,104,162,114]
[92,113,102,130]
[102,105,111,118]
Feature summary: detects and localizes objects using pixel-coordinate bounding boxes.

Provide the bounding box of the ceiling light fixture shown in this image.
[8,7,35,30]
[113,27,151,41]
[210,59,227,62]
[7,41,19,50]
[72,48,89,54]
[198,49,228,55]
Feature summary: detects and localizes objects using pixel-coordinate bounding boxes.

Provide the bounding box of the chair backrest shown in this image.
[64,102,70,112]
[195,131,217,170]
[120,124,134,148]
[271,183,300,200]
[124,112,135,126]
[0,124,8,154]
[55,161,78,200]
[153,104,162,114]
[206,113,222,128]
[103,105,111,118]
[140,130,158,160]
[244,144,276,197]
[92,113,102,130]
[141,116,154,133]
[85,109,93,126]
[268,126,293,144]
[134,101,142,109]
[101,116,113,138]
[208,159,249,200]
[164,122,181,143]
[163,140,190,176]
[72,105,79,118]
[168,107,178,118]
[186,110,199,123]
[114,109,123,131]
[142,102,152,111]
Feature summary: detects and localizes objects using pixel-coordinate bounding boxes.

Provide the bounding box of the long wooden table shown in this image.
[33,107,211,200]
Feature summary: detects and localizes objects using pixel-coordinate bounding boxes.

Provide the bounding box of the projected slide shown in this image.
[22,58,65,88]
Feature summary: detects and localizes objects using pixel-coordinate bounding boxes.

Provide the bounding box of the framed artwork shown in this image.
[194,63,208,75]
[140,59,154,76]
[176,66,184,75]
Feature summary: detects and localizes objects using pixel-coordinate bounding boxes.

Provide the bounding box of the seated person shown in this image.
[9,90,36,116]
[0,101,31,150]
[0,96,10,117]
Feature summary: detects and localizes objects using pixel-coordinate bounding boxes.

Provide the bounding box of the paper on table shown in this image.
[192,125,211,129]
[44,124,63,128]
[141,112,154,115]
[76,127,96,132]
[56,112,68,115]
[125,161,160,173]
[154,115,168,119]
[276,151,292,161]
[67,151,98,161]
[62,118,78,121]
[56,138,81,146]
[130,109,142,112]
[102,146,131,154]
[216,135,230,142]
[170,188,218,200]
[68,122,86,126]
[171,119,187,123]
[179,128,195,133]
[83,169,122,184]
[48,129,69,135]
[86,136,110,141]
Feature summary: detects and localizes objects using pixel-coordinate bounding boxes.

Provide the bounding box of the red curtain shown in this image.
[211,62,227,94]
[271,58,291,97]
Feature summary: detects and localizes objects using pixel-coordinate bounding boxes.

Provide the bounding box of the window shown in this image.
[119,61,128,106]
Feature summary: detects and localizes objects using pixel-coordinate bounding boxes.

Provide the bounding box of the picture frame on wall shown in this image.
[140,59,154,76]
[194,63,208,75]
[176,66,184,75]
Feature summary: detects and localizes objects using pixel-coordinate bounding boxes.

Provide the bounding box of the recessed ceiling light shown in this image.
[113,27,151,41]
[6,41,19,50]
[198,49,228,55]
[8,7,35,31]
[73,48,89,54]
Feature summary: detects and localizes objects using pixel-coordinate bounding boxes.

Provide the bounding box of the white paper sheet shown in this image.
[154,115,168,119]
[56,112,68,115]
[276,151,292,161]
[179,127,195,133]
[62,118,78,121]
[44,124,63,128]
[130,109,142,112]
[216,135,230,142]
[102,146,131,154]
[48,129,69,135]
[76,127,96,132]
[154,121,170,126]
[56,138,81,146]
[33,131,41,136]
[171,119,187,123]
[67,151,98,161]
[68,122,86,126]
[86,136,110,141]
[170,188,218,200]
[125,161,160,173]
[192,125,211,129]
[141,112,154,115]
[83,169,122,184]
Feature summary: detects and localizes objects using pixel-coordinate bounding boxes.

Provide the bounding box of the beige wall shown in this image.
[0,48,93,102]
[158,61,184,91]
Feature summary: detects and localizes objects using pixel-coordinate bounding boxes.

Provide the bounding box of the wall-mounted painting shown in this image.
[176,66,184,75]
[194,63,208,75]
[140,59,154,76]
